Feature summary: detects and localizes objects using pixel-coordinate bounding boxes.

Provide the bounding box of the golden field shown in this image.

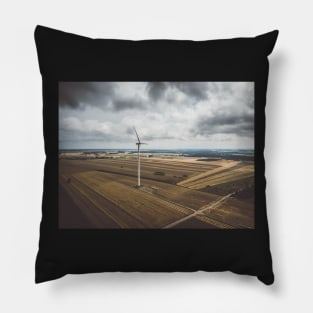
[59,156,255,229]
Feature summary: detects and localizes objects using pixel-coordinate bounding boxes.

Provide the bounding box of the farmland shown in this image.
[59,152,255,229]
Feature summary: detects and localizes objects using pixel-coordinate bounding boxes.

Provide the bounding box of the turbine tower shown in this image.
[133,127,147,187]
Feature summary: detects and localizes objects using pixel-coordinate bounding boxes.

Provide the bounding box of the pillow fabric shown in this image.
[34,25,278,285]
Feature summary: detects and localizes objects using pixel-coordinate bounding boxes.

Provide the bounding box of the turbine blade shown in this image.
[133,127,140,143]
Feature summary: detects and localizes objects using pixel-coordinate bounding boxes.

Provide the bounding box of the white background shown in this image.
[1,0,312,312]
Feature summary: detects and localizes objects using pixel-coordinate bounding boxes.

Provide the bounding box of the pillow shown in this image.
[34,25,278,285]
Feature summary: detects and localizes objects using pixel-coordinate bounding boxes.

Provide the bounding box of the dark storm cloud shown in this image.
[171,82,209,101]
[191,82,255,138]
[113,97,145,111]
[146,82,210,102]
[59,82,116,109]
[59,82,145,111]
[146,82,168,101]
[194,110,254,137]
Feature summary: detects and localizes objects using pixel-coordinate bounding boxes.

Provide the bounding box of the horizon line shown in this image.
[59,148,255,151]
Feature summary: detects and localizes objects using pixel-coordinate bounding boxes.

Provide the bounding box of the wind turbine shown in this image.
[133,127,147,187]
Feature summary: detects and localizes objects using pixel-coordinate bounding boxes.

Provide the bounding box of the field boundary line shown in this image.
[163,193,234,229]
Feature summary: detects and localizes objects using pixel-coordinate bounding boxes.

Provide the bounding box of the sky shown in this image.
[59,82,254,150]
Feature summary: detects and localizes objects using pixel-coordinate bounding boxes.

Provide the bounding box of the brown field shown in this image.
[59,156,255,229]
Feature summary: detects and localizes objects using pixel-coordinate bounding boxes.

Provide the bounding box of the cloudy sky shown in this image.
[59,82,254,150]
